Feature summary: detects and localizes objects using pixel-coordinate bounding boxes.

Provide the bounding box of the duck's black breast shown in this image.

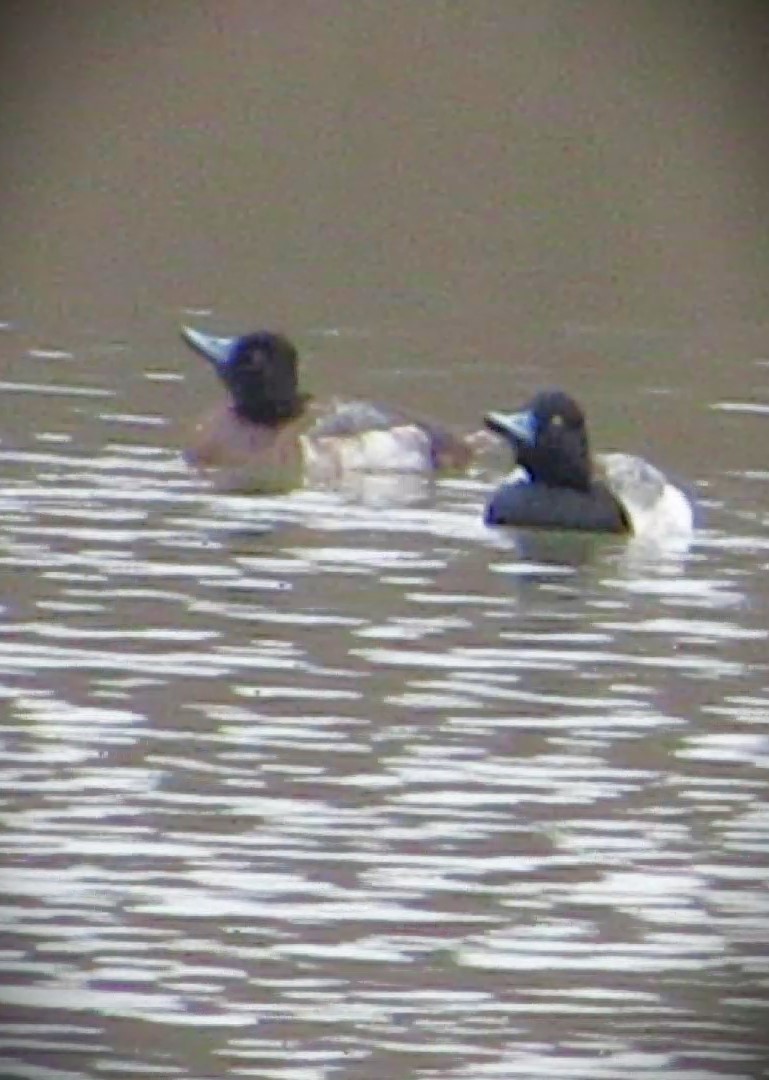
[484,477,629,533]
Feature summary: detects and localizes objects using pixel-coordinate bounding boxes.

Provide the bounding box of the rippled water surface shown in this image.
[2,323,768,1080]
[3,5,769,1079]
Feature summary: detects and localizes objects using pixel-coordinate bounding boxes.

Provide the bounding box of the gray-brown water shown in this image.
[2,5,769,1079]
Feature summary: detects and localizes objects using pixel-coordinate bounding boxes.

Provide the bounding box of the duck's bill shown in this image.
[483,408,537,447]
[180,326,235,368]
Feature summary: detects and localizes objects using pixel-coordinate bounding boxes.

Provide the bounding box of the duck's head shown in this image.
[181,326,309,426]
[484,389,593,490]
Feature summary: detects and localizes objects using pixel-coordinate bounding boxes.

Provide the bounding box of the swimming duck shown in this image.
[483,389,693,537]
[181,326,490,494]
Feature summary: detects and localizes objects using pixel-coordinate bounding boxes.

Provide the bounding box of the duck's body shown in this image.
[595,452,693,537]
[484,390,693,538]
[304,399,474,477]
[181,326,482,494]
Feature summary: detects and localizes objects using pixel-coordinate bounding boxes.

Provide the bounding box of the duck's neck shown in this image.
[521,427,594,491]
[231,395,308,428]
[525,452,593,491]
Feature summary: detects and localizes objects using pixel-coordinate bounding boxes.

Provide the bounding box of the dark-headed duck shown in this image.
[181,326,493,493]
[483,389,693,538]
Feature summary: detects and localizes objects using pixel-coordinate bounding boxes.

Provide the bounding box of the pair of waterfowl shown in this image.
[181,325,693,537]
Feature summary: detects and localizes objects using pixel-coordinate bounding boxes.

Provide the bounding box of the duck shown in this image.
[483,389,693,538]
[180,325,494,494]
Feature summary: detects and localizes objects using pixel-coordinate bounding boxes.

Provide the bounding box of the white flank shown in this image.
[599,452,694,539]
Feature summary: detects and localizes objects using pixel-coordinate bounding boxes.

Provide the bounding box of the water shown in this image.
[2,5,769,1079]
[2,331,768,1078]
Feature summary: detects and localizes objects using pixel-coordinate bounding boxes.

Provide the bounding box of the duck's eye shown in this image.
[550,414,564,428]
